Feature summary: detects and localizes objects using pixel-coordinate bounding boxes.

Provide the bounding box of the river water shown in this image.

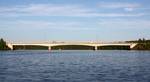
[0,50,150,82]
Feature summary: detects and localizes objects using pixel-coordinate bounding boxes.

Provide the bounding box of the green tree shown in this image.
[142,38,146,42]
[138,38,142,43]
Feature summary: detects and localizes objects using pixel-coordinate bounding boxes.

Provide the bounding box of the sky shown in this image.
[0,0,150,42]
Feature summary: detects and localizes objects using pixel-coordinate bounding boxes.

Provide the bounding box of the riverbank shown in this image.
[127,38,150,50]
[0,38,10,50]
[132,43,150,50]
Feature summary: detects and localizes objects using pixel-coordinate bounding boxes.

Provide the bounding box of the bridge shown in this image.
[7,42,137,50]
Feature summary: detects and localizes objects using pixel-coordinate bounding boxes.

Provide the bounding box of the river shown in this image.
[0,50,150,82]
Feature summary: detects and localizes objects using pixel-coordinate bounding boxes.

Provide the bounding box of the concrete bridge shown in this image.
[7,42,137,50]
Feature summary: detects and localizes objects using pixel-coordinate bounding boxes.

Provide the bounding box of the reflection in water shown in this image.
[0,50,150,82]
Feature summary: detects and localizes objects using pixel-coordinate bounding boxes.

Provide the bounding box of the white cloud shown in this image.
[124,8,134,12]
[98,2,140,8]
[0,4,92,16]
[0,20,92,30]
[82,13,144,17]
[0,4,145,17]
[98,19,150,29]
[98,2,140,12]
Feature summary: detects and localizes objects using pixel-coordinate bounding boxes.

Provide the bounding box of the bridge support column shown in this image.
[94,46,98,51]
[48,46,51,51]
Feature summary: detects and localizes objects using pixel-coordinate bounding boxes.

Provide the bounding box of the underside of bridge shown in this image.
[13,45,48,50]
[13,45,95,50]
[13,45,131,50]
[51,45,95,50]
[97,45,130,50]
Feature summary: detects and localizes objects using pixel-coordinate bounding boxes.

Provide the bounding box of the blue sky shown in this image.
[0,0,150,42]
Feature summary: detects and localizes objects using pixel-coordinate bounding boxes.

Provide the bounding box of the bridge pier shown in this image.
[94,46,98,51]
[48,46,51,51]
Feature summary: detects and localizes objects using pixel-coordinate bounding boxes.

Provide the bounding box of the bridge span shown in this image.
[7,42,137,50]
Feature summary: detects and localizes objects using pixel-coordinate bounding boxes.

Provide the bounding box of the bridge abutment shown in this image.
[7,43,13,50]
[130,43,137,49]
